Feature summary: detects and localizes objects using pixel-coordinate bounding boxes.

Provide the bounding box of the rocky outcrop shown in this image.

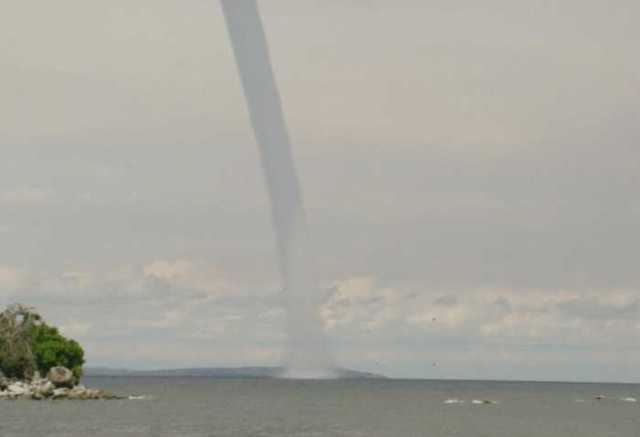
[0,367,120,400]
[47,367,74,388]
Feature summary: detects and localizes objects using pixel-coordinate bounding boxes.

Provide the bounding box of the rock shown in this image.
[1,369,119,401]
[89,389,121,399]
[52,387,70,399]
[84,388,103,399]
[0,376,9,391]
[47,367,74,388]
[7,382,29,396]
[67,386,88,399]
[35,380,55,397]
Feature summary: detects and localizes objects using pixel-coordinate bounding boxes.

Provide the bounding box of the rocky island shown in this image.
[0,304,119,400]
[1,366,118,400]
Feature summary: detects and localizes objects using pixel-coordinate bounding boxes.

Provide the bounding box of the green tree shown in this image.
[31,323,85,381]
[0,305,85,380]
[0,304,39,378]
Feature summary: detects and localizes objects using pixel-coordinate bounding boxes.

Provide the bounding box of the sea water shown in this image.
[1,377,638,436]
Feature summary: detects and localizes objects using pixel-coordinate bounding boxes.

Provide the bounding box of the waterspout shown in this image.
[220,0,335,378]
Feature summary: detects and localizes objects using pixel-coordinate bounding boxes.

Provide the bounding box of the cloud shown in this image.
[58,320,93,339]
[0,1,638,382]
[144,259,193,281]
[0,266,18,283]
[0,265,24,292]
[5,259,236,309]
[1,260,287,367]
[323,277,640,349]
[319,277,640,380]
[143,259,234,297]
[3,265,640,379]
[557,295,640,321]
[0,187,55,206]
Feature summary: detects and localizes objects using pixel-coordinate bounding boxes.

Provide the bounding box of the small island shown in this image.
[0,304,119,400]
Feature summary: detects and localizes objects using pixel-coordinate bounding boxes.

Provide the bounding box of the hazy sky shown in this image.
[1,0,639,381]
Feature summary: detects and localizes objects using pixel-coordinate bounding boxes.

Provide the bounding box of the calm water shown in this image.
[1,377,638,436]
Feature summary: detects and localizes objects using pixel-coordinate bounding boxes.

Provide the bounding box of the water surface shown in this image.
[1,377,638,436]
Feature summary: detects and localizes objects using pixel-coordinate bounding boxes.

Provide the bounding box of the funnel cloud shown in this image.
[220,0,334,378]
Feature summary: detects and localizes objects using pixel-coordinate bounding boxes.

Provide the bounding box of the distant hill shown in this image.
[84,366,386,379]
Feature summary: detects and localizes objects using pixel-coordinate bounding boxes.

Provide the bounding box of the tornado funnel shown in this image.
[220,0,335,378]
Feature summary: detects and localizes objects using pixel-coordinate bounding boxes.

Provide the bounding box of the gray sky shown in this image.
[1,0,639,381]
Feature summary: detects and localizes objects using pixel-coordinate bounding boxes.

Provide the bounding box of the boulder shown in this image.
[35,380,55,397]
[7,382,29,396]
[47,367,74,388]
[84,389,104,399]
[1,367,120,401]
[86,388,117,399]
[52,387,70,399]
[67,385,88,399]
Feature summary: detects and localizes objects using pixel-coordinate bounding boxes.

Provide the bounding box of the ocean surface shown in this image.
[1,377,638,436]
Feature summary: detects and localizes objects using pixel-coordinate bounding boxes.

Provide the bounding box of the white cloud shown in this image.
[3,265,640,379]
[143,259,193,281]
[0,266,19,283]
[143,259,234,297]
[322,276,392,330]
[59,320,92,338]
[0,187,54,206]
[1,260,274,365]
[0,265,23,291]
[323,277,640,350]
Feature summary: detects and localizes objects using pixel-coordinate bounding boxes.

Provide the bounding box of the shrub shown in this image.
[0,342,35,379]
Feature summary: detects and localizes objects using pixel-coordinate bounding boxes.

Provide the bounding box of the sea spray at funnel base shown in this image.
[220,0,334,378]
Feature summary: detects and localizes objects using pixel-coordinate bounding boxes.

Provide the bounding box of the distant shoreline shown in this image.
[84,366,387,379]
[83,368,640,385]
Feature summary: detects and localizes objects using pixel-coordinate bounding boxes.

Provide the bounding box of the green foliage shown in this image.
[31,324,85,381]
[0,305,85,380]
[0,304,38,379]
[0,338,35,379]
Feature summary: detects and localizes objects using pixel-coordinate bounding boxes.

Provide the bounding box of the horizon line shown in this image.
[83,365,640,385]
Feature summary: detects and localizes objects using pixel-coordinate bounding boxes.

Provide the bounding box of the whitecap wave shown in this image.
[128,395,153,401]
[472,399,499,405]
[444,399,464,404]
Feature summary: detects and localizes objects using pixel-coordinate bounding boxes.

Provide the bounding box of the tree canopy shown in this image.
[0,304,85,380]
